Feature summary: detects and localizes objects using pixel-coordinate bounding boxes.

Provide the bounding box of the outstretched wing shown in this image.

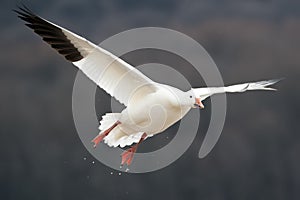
[15,6,157,106]
[192,79,282,101]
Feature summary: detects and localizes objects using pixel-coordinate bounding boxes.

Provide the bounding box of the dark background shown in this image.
[1,0,300,199]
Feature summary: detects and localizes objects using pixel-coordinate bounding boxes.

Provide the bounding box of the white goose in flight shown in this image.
[15,6,281,165]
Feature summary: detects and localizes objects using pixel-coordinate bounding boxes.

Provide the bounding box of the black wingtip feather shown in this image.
[14,5,84,62]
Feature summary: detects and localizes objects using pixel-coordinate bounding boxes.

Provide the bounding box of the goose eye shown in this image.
[189,95,192,98]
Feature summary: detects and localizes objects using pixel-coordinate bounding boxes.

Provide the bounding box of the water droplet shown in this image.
[119,165,123,169]
[83,157,86,160]
[118,172,121,176]
[125,168,129,172]
[92,161,95,164]
[110,172,113,175]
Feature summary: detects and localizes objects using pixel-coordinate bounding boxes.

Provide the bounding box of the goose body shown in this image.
[15,6,281,165]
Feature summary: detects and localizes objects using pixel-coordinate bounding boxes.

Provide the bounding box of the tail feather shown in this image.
[99,113,121,131]
[99,113,153,148]
[104,130,147,148]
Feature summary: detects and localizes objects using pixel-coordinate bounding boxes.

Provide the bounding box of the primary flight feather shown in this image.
[15,6,281,165]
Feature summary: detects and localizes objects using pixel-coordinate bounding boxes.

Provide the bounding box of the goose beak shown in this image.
[194,98,204,109]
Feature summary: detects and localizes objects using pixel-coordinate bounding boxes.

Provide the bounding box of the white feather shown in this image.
[44,19,157,106]
[99,113,153,147]
[192,79,282,101]
[17,9,281,150]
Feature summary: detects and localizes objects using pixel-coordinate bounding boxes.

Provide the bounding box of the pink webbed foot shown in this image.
[92,121,121,148]
[120,133,147,166]
[121,146,138,166]
[91,134,106,148]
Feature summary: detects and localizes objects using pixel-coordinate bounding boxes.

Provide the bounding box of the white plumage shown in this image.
[15,6,281,165]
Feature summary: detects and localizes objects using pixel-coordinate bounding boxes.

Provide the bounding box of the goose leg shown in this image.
[121,132,147,166]
[92,121,121,148]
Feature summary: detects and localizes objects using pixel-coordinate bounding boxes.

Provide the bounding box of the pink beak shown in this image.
[195,98,204,109]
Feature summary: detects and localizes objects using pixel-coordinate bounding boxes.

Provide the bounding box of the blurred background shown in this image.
[1,0,300,199]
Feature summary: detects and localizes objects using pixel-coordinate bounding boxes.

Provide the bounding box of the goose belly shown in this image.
[120,95,191,135]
